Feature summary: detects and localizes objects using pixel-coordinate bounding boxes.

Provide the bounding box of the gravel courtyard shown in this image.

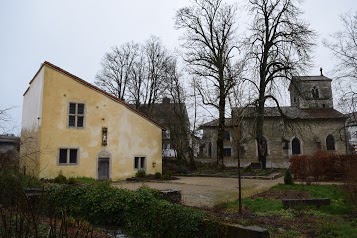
[113,176,283,207]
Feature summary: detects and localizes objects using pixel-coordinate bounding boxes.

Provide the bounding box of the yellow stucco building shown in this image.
[20,61,162,180]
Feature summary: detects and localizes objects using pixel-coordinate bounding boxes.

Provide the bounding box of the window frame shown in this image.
[223,147,232,157]
[291,137,301,155]
[134,156,146,170]
[68,102,85,128]
[58,148,79,165]
[224,131,231,141]
[326,134,336,151]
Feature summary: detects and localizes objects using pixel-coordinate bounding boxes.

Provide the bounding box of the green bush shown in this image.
[54,174,67,184]
[67,177,77,184]
[135,169,146,178]
[162,173,171,180]
[284,169,294,185]
[44,184,208,238]
[154,172,162,179]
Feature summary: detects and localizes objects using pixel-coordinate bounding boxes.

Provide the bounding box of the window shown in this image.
[208,142,212,157]
[224,131,230,141]
[326,135,335,151]
[292,137,301,155]
[134,157,146,170]
[311,86,319,99]
[59,148,78,164]
[68,103,85,128]
[223,148,232,157]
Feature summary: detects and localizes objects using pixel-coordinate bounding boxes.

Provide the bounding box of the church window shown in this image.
[223,147,232,157]
[292,137,301,155]
[311,86,319,99]
[326,135,335,151]
[208,142,212,157]
[224,131,230,141]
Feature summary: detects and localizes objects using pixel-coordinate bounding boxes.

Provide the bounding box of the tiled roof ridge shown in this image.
[41,61,165,130]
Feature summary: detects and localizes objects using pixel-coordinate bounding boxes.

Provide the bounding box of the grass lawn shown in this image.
[213,184,357,238]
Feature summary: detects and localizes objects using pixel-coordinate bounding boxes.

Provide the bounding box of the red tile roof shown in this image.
[26,61,164,130]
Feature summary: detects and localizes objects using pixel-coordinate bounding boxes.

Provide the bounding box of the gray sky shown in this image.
[1,0,357,135]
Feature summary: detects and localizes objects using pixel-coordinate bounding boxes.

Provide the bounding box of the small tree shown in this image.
[284,169,294,185]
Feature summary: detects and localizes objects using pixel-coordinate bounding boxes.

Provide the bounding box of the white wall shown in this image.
[22,67,44,130]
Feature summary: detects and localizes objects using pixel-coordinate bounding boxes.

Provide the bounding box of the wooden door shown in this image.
[98,158,109,180]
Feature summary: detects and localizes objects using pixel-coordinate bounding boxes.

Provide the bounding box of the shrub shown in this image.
[344,160,357,211]
[290,152,356,181]
[67,177,77,184]
[44,184,207,238]
[284,170,294,185]
[154,172,162,179]
[135,169,146,178]
[163,171,172,180]
[54,174,67,184]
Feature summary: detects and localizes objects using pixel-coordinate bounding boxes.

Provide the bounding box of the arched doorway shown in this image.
[292,137,301,155]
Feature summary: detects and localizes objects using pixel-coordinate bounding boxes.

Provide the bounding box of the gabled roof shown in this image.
[25,61,164,130]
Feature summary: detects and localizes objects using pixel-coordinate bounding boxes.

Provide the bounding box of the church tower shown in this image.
[288,69,334,109]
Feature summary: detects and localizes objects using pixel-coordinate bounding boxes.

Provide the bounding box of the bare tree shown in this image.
[0,107,15,135]
[175,0,241,168]
[95,42,140,100]
[142,36,172,109]
[244,0,316,168]
[95,36,173,110]
[165,58,196,169]
[324,12,357,81]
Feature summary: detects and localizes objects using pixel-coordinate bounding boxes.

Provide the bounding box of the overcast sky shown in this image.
[1,0,357,135]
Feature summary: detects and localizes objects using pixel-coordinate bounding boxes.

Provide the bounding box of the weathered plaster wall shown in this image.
[201,117,347,168]
[34,65,161,180]
[20,67,45,176]
[240,118,347,168]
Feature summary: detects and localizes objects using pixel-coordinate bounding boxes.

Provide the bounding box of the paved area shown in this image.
[113,176,283,207]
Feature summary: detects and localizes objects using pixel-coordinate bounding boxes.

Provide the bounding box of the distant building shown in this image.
[0,134,20,168]
[131,97,192,159]
[0,134,19,153]
[21,61,163,180]
[200,73,348,168]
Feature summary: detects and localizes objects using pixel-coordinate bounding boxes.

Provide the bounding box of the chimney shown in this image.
[320,67,323,76]
[162,97,170,104]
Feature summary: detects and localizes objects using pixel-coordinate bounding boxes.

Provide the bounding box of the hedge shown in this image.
[44,183,211,238]
[290,152,357,181]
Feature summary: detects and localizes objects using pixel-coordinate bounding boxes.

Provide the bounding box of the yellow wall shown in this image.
[28,65,162,180]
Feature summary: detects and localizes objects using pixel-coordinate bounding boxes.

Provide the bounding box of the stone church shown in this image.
[200,72,348,168]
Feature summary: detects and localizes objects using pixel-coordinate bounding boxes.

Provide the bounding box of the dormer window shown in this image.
[311,86,319,99]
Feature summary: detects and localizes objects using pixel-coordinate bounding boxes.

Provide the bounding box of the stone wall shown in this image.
[201,117,347,168]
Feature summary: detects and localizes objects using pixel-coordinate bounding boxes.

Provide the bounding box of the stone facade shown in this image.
[200,74,348,168]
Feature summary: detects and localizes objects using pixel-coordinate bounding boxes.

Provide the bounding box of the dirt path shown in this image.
[113,176,283,207]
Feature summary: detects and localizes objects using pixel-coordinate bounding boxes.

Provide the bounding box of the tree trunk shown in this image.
[256,99,267,169]
[217,94,225,169]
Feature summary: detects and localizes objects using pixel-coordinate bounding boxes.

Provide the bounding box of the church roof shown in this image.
[199,118,235,128]
[199,106,347,129]
[234,106,347,120]
[292,75,332,81]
